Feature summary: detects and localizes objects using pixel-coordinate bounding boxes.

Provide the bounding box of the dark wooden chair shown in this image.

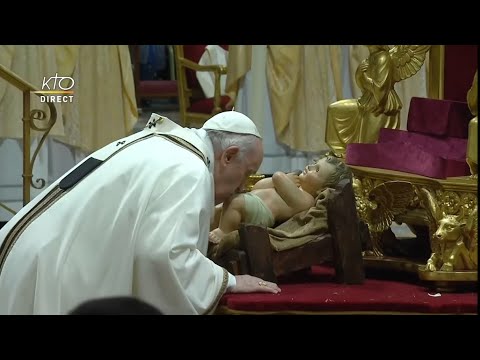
[214,178,365,285]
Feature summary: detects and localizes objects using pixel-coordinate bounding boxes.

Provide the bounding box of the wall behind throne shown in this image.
[444,45,478,101]
[429,45,478,102]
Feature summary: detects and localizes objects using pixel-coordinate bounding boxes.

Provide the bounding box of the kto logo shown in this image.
[34,73,75,103]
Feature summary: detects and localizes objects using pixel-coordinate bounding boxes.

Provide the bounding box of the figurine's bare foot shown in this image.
[209,228,225,244]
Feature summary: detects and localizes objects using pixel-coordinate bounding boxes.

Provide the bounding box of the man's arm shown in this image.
[135,165,279,314]
[134,167,228,315]
[272,171,313,211]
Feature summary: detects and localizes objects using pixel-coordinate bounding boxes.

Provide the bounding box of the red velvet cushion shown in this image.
[138,80,178,95]
[343,97,472,178]
[345,141,470,179]
[407,97,471,138]
[379,128,468,161]
[188,95,231,114]
[219,265,477,314]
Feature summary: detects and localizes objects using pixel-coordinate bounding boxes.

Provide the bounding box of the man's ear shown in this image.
[223,146,240,163]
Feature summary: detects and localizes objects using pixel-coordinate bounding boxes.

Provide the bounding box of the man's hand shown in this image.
[228,275,281,294]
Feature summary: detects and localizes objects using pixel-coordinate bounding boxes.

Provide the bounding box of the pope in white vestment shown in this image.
[0,112,269,315]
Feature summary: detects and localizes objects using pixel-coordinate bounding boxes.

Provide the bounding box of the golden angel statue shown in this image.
[326,45,431,157]
[353,180,415,257]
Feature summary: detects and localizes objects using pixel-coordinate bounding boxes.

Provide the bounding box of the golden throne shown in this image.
[173,45,232,127]
[326,45,478,291]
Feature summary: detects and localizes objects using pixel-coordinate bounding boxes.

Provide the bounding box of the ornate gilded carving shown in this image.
[326,45,431,157]
[246,174,265,192]
[409,185,423,209]
[350,165,477,289]
[352,177,415,256]
[433,189,477,217]
[418,188,477,272]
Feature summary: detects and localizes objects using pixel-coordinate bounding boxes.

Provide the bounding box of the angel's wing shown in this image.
[367,181,415,232]
[418,187,442,223]
[389,45,431,83]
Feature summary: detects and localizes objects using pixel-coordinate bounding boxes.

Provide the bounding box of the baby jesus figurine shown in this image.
[209,155,350,244]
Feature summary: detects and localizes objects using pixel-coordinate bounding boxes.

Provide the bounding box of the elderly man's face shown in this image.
[213,139,263,204]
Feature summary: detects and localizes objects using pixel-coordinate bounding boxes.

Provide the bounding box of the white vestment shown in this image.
[0,117,229,315]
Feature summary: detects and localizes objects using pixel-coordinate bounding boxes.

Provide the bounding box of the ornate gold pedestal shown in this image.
[350,165,478,292]
[417,267,477,292]
[363,255,423,273]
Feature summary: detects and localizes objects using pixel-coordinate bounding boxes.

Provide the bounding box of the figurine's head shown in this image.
[299,155,351,196]
[434,214,466,242]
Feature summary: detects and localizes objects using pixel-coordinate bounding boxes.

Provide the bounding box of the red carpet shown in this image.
[218,265,477,314]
